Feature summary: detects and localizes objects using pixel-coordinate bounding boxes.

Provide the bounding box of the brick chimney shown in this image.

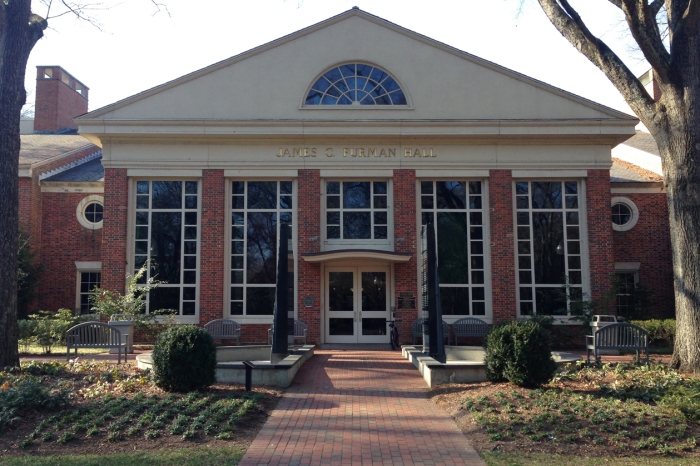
[34,66,89,133]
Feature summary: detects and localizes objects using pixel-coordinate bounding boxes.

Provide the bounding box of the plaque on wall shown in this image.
[303,294,315,308]
[397,292,416,309]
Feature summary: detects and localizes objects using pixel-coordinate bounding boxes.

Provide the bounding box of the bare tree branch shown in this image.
[649,0,665,16]
[619,0,671,82]
[537,0,656,123]
[150,0,170,17]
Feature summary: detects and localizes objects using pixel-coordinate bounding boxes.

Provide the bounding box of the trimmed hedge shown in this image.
[152,325,217,392]
[630,319,675,346]
[484,320,556,387]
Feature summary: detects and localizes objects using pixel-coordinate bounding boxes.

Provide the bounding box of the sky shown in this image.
[24,0,649,117]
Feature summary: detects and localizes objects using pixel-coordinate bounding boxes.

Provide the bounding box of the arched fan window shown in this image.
[305,63,407,106]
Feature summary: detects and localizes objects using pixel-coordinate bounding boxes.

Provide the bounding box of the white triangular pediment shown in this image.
[81,9,634,126]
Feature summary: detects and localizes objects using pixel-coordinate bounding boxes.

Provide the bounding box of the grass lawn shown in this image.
[431,362,700,460]
[19,345,106,356]
[0,446,245,466]
[482,452,700,465]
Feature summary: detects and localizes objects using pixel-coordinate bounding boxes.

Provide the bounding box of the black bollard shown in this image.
[243,361,254,391]
[272,224,290,359]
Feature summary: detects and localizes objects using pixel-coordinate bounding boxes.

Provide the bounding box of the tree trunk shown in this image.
[0,1,45,368]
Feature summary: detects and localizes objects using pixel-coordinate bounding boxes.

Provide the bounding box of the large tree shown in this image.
[0,0,165,368]
[535,0,699,371]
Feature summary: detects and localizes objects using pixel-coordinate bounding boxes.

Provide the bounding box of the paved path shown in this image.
[239,349,485,466]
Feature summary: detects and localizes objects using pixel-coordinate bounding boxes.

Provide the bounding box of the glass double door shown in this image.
[325,267,390,344]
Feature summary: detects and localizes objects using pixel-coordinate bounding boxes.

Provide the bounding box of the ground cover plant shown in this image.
[431,361,700,459]
[0,360,280,458]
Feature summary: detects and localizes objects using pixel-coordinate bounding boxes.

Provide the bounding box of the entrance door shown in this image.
[325,267,390,344]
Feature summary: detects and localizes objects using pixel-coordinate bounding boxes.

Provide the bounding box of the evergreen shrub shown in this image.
[152,325,216,392]
[630,319,676,346]
[484,320,556,387]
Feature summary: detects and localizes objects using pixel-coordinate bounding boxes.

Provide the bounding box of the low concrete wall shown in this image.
[136,345,315,388]
[403,345,580,387]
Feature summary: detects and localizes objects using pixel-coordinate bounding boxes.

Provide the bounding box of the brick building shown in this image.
[21,9,674,343]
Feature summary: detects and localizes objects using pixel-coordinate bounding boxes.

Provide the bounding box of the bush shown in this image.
[152,325,216,392]
[484,320,557,387]
[630,319,676,346]
[23,309,92,353]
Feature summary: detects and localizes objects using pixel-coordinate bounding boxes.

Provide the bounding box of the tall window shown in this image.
[230,181,294,316]
[420,181,486,316]
[615,272,638,315]
[325,181,388,240]
[515,181,584,316]
[134,180,199,316]
[78,272,101,314]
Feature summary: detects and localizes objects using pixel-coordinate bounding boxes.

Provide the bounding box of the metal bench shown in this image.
[268,320,308,346]
[66,321,127,363]
[204,319,241,346]
[586,323,649,363]
[412,318,450,345]
[452,317,489,345]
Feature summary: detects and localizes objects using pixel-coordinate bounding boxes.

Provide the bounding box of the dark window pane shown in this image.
[183,271,196,284]
[568,241,581,254]
[472,302,486,316]
[440,287,469,315]
[135,241,148,255]
[232,212,244,225]
[517,226,530,240]
[565,181,578,194]
[520,301,533,315]
[374,212,387,224]
[136,212,149,225]
[569,271,582,285]
[185,226,197,239]
[149,287,180,314]
[470,212,482,225]
[281,181,293,194]
[374,182,387,194]
[248,181,277,209]
[343,182,371,208]
[327,212,340,225]
[329,272,354,311]
[566,226,580,240]
[469,196,482,209]
[183,287,196,301]
[137,181,149,194]
[531,182,562,209]
[137,195,149,209]
[362,272,386,311]
[437,212,468,284]
[422,212,434,226]
[184,256,197,269]
[185,196,197,209]
[471,241,484,255]
[150,212,182,284]
[362,318,387,335]
[329,318,354,335]
[374,226,388,239]
[518,256,531,269]
[182,302,195,316]
[436,181,466,209]
[519,271,532,284]
[566,196,578,209]
[566,212,579,225]
[515,182,529,195]
[185,212,197,226]
[231,241,242,254]
[231,287,243,300]
[232,182,244,195]
[232,226,244,240]
[517,196,529,209]
[569,256,581,269]
[185,181,198,195]
[535,287,568,315]
[471,256,484,269]
[327,226,340,239]
[518,241,531,254]
[247,212,277,284]
[421,181,433,194]
[343,212,371,239]
[532,212,565,284]
[472,287,485,301]
[517,212,529,225]
[152,181,182,209]
[373,195,387,209]
[327,196,340,209]
[469,182,482,195]
[230,302,243,315]
[472,271,484,284]
[231,270,243,284]
[280,196,292,209]
[246,287,275,315]
[231,256,243,269]
[327,182,340,194]
[520,287,533,300]
[612,203,632,225]
[422,196,434,209]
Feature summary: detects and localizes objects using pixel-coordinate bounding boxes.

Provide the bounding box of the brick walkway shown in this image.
[239,349,485,466]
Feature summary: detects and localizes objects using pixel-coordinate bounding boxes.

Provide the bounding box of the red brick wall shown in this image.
[240,324,271,345]
[34,67,88,132]
[296,170,321,344]
[489,170,516,323]
[586,170,615,305]
[102,169,129,294]
[393,169,418,344]
[19,177,42,251]
[612,192,674,318]
[199,170,225,323]
[39,193,102,311]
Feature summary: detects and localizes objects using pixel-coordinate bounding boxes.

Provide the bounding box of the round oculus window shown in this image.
[76,195,104,230]
[610,197,639,232]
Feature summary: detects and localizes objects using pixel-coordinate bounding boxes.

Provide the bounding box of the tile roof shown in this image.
[610,159,662,183]
[19,135,95,165]
[43,157,104,182]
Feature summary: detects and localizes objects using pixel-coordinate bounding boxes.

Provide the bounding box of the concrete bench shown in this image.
[268,320,308,346]
[66,321,127,363]
[412,318,450,345]
[204,319,241,346]
[586,323,649,363]
[452,317,489,345]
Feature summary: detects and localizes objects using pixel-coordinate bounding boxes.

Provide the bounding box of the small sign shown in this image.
[303,294,315,308]
[397,292,416,310]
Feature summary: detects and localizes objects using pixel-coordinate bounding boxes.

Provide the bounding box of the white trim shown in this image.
[415,170,490,178]
[302,250,411,263]
[511,170,588,178]
[76,195,104,230]
[320,169,394,178]
[41,182,104,193]
[611,196,639,231]
[224,169,298,178]
[615,262,641,272]
[75,261,102,270]
[127,169,202,177]
[19,168,31,177]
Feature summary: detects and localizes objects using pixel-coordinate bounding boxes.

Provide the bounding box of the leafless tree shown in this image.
[0,0,167,368]
[533,0,699,372]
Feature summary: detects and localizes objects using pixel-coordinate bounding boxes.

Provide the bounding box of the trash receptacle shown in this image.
[590,315,619,355]
[108,314,134,354]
